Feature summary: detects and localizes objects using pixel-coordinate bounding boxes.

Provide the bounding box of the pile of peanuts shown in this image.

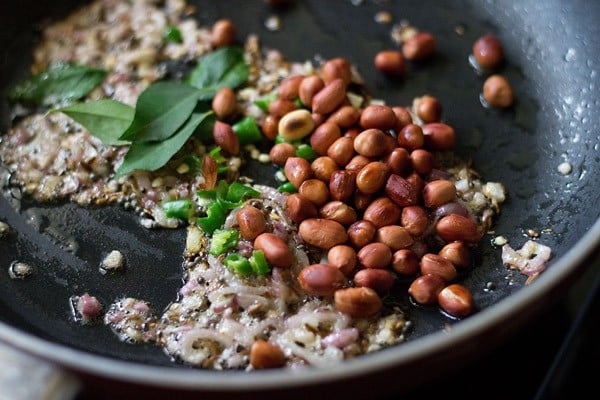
[233,56,483,321]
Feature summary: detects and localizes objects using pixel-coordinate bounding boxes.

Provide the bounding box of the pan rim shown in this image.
[0,218,597,391]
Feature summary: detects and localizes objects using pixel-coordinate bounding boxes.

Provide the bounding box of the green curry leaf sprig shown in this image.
[12,47,250,177]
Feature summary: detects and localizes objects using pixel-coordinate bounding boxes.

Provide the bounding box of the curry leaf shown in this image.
[119,81,201,142]
[116,111,213,178]
[186,47,249,100]
[56,99,134,146]
[8,62,107,106]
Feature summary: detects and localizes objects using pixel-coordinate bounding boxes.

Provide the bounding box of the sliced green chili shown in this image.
[163,199,194,220]
[232,116,262,145]
[277,181,297,193]
[196,201,226,234]
[209,229,239,255]
[226,181,260,203]
[164,26,183,43]
[253,91,278,112]
[295,144,318,161]
[224,253,253,276]
[249,250,271,275]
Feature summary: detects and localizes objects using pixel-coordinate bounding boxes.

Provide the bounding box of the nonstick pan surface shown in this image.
[0,0,599,397]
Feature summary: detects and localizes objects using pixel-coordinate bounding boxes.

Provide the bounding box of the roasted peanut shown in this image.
[268,98,298,117]
[375,225,413,251]
[420,253,457,282]
[269,142,296,166]
[408,274,445,305]
[439,241,472,270]
[384,147,411,176]
[374,50,406,77]
[311,156,338,182]
[236,205,266,240]
[360,105,398,131]
[299,179,329,206]
[279,109,315,141]
[385,174,418,207]
[357,242,392,269]
[345,154,371,173]
[310,121,341,155]
[398,124,424,150]
[391,249,420,276]
[250,340,286,369]
[284,157,312,188]
[353,129,388,158]
[299,75,325,107]
[327,137,355,167]
[327,245,357,276]
[483,74,514,108]
[285,193,318,223]
[438,284,475,318]
[261,114,280,141]
[329,170,356,201]
[422,123,456,150]
[327,105,360,128]
[321,58,352,86]
[473,34,504,69]
[401,205,429,237]
[356,161,390,194]
[212,87,237,120]
[363,197,401,228]
[347,220,377,248]
[319,201,358,226]
[436,214,481,243]
[334,287,383,318]
[312,78,347,115]
[299,218,348,249]
[409,149,434,175]
[354,268,394,295]
[212,120,240,155]
[423,179,456,208]
[352,191,373,211]
[402,32,436,61]
[278,75,305,100]
[298,263,346,296]
[211,19,236,48]
[254,233,293,268]
[416,95,442,123]
[392,106,413,129]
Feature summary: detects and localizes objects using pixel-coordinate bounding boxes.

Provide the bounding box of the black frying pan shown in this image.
[0,0,599,398]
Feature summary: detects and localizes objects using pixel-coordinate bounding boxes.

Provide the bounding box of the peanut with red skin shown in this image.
[298,263,346,296]
[285,193,318,223]
[334,287,383,318]
[436,214,481,243]
[211,19,236,48]
[327,245,357,276]
[327,137,355,167]
[438,284,475,318]
[299,75,325,107]
[236,205,266,240]
[392,249,420,276]
[402,32,436,61]
[360,105,398,131]
[311,156,338,182]
[363,197,401,228]
[353,268,394,295]
[284,157,312,188]
[473,34,504,69]
[254,233,293,269]
[299,218,348,249]
[278,75,305,100]
[408,274,445,305]
[299,179,329,207]
[423,179,457,208]
[312,78,347,114]
[374,50,406,77]
[420,253,458,282]
[250,340,286,369]
[212,87,237,120]
[321,58,352,86]
[212,121,239,155]
[357,242,392,269]
[347,220,377,248]
[375,225,414,251]
[269,142,296,166]
[310,122,341,155]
